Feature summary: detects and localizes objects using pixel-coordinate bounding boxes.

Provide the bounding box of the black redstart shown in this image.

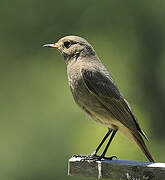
[43,35,155,162]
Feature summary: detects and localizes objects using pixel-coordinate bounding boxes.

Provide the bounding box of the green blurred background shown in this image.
[0,0,165,179]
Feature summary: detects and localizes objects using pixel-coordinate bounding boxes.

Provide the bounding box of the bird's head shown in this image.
[43,36,95,62]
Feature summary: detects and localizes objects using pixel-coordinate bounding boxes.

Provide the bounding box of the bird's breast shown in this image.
[67,62,89,105]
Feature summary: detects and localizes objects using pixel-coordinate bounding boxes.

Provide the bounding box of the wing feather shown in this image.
[81,68,148,141]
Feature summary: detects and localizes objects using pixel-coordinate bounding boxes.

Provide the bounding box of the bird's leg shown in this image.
[74,129,117,161]
[100,129,118,160]
[75,129,112,161]
[91,129,112,156]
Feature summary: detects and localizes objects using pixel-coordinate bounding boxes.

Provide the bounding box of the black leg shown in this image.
[74,129,117,161]
[100,129,118,159]
[91,129,112,156]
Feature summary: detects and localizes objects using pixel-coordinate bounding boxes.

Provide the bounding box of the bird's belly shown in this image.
[84,105,118,129]
[84,104,135,141]
[73,86,117,129]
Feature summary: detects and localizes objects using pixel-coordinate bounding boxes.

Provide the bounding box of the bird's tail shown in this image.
[132,132,155,162]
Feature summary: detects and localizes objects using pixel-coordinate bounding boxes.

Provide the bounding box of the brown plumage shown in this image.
[43,35,155,162]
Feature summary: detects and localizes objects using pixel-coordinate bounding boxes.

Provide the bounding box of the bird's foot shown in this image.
[73,154,117,161]
[73,154,100,161]
[101,155,117,160]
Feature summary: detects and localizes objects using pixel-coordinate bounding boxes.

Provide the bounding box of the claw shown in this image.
[102,155,117,160]
[72,154,117,161]
[72,154,100,161]
[81,154,100,161]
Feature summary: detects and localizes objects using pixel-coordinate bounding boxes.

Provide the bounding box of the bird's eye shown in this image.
[64,41,71,49]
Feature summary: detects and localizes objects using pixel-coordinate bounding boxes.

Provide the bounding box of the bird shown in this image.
[43,35,155,162]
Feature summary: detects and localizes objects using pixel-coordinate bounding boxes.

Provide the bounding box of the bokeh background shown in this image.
[1,0,165,179]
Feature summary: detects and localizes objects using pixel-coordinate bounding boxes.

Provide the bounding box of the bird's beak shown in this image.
[42,43,59,49]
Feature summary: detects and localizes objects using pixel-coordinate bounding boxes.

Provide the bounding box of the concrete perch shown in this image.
[68,155,165,180]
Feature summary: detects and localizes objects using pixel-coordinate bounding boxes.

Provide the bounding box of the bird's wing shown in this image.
[81,68,148,141]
